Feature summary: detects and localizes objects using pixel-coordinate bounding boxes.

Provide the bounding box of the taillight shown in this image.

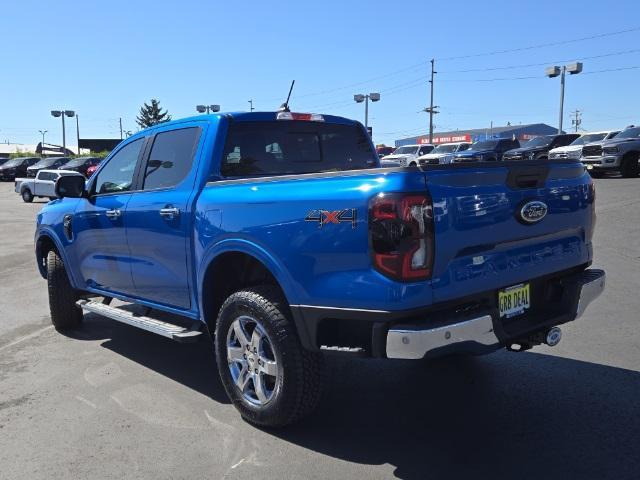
[369,193,434,281]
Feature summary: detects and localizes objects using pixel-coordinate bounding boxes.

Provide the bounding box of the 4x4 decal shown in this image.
[305,209,357,229]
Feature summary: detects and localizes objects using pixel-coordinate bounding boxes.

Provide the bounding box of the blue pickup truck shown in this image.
[36,111,605,427]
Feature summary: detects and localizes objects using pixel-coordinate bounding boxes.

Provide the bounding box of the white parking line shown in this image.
[0,325,53,352]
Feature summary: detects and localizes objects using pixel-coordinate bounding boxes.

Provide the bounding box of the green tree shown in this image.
[136,99,171,128]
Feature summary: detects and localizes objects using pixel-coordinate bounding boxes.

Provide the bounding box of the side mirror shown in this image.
[56,175,86,198]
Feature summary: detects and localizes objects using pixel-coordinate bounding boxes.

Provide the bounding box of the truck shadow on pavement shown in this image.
[281,352,640,480]
[65,316,640,480]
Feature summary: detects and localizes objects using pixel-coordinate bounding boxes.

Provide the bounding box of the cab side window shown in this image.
[93,138,144,195]
[142,128,201,190]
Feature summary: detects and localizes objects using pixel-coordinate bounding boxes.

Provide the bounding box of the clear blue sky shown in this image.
[1,0,639,148]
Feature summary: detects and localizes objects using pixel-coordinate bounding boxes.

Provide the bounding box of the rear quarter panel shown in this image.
[194,170,435,310]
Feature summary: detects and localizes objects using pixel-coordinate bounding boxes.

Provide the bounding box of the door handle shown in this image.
[159,207,180,219]
[105,209,122,220]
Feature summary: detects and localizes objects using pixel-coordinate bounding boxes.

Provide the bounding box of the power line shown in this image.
[437,26,640,61]
[438,64,640,83]
[439,48,640,73]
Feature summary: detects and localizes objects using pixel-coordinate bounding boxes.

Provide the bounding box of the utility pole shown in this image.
[424,58,439,144]
[571,109,582,132]
[119,117,123,140]
[248,100,254,112]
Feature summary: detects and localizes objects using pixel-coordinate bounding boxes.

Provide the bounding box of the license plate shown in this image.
[498,283,530,318]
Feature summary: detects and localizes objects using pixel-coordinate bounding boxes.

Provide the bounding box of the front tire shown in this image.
[46,250,82,330]
[215,285,324,427]
[621,152,639,178]
[21,189,33,203]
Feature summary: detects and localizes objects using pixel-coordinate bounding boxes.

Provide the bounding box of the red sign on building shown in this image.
[418,134,472,145]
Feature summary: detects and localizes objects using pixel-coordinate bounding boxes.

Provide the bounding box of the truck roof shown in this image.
[129,111,361,142]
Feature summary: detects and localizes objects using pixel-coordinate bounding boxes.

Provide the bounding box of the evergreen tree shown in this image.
[136,99,172,128]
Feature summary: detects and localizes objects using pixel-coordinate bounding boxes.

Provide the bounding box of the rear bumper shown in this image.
[291,267,605,357]
[386,268,605,359]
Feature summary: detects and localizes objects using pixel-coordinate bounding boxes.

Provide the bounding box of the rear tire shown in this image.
[21,189,33,203]
[621,152,639,178]
[214,285,324,427]
[46,250,82,330]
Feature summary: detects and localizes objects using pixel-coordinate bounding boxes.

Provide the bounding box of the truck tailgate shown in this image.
[424,161,594,303]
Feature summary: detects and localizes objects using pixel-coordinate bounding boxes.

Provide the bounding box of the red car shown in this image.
[376,146,394,158]
[85,161,102,177]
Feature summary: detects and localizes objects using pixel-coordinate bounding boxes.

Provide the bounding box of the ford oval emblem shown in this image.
[518,200,548,224]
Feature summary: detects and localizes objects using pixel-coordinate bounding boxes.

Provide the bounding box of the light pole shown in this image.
[38,130,47,156]
[545,62,582,134]
[76,114,81,155]
[353,93,380,131]
[50,110,75,154]
[248,100,254,112]
[196,105,220,114]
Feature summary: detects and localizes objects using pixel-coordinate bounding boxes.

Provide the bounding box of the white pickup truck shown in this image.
[15,169,83,202]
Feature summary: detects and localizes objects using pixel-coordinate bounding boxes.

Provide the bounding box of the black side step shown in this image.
[76,300,203,343]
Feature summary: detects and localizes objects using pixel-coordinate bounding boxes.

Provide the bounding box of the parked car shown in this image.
[502,134,580,161]
[38,111,604,427]
[26,157,71,178]
[416,142,471,165]
[0,157,40,181]
[581,125,640,177]
[380,144,434,167]
[85,161,102,177]
[58,156,101,177]
[0,157,10,166]
[549,131,619,160]
[375,146,394,158]
[15,169,83,202]
[452,138,520,162]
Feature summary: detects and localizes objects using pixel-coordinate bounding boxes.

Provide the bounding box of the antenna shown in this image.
[279,80,295,112]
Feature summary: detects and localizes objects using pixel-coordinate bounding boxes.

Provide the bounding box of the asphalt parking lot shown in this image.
[0,176,639,480]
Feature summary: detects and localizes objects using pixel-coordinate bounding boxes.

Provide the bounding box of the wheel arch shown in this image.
[198,240,299,334]
[35,230,74,284]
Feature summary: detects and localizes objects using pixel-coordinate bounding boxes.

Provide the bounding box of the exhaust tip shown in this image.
[545,327,562,347]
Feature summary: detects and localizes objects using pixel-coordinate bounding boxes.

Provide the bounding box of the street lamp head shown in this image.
[196,105,207,113]
[566,62,583,75]
[64,110,75,117]
[369,93,381,102]
[353,94,365,103]
[545,66,561,78]
[51,110,62,117]
[210,105,220,112]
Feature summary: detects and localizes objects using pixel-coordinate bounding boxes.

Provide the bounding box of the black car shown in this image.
[26,157,71,178]
[0,157,40,181]
[58,156,101,177]
[502,134,580,161]
[452,138,521,162]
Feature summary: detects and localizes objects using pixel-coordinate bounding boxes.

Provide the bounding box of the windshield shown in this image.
[570,133,607,146]
[522,136,553,148]
[1,158,24,167]
[616,127,640,139]
[469,140,498,151]
[220,121,377,177]
[31,158,58,168]
[393,146,419,155]
[63,158,88,167]
[431,144,458,154]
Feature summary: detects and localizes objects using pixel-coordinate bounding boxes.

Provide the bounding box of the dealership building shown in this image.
[394,123,559,147]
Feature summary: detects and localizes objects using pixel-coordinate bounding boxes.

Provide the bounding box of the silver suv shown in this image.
[581,125,640,177]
